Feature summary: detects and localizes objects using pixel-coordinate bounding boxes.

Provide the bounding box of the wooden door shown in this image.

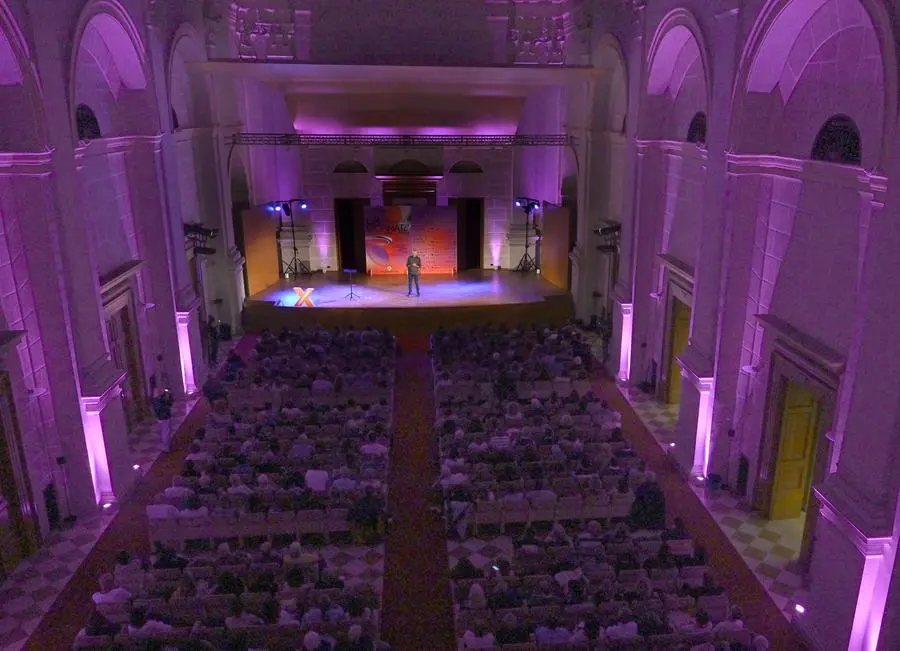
[107,303,146,434]
[0,373,37,579]
[770,381,819,520]
[667,299,691,404]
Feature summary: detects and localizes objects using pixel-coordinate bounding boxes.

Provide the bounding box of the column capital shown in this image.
[815,473,895,544]
[79,356,127,403]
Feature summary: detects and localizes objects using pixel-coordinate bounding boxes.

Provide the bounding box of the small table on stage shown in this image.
[344,268,359,301]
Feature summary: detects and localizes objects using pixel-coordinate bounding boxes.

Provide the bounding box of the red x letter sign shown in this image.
[293,287,316,307]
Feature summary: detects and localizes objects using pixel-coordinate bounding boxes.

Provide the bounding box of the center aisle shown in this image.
[381,335,456,651]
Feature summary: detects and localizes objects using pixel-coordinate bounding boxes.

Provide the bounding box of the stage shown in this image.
[241,270,574,333]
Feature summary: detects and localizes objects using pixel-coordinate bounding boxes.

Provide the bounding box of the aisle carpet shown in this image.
[380,335,456,650]
[25,337,256,651]
[594,374,810,651]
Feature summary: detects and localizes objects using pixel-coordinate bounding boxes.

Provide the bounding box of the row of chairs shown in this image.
[148,508,352,546]
[470,495,635,534]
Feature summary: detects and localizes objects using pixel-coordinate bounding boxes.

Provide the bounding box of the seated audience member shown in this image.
[348,486,385,543]
[466,582,487,610]
[451,558,484,580]
[495,613,530,645]
[79,608,121,638]
[663,517,690,540]
[462,622,496,649]
[305,462,330,493]
[126,607,173,635]
[303,630,333,650]
[225,599,264,629]
[535,616,573,645]
[681,610,713,636]
[713,605,745,634]
[164,476,194,499]
[92,573,132,604]
[605,609,639,640]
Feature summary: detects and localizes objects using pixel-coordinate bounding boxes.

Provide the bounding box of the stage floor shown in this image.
[249,270,567,310]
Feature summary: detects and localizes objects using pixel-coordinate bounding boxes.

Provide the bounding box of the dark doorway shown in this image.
[231,200,250,297]
[561,176,578,286]
[334,198,370,273]
[450,198,484,271]
[811,115,861,164]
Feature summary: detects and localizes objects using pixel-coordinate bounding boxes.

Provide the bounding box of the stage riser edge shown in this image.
[241,295,574,334]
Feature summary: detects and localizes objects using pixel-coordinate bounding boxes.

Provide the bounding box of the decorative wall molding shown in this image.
[655,253,695,287]
[510,1,568,64]
[726,153,888,203]
[754,313,845,384]
[75,135,164,162]
[99,260,145,297]
[636,139,708,161]
[231,3,298,61]
[0,150,55,177]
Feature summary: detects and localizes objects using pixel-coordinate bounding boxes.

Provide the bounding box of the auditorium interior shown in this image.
[0,0,897,649]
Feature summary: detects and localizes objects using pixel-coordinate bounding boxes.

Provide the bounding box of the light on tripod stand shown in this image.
[279,199,312,278]
[282,202,292,217]
[512,197,540,273]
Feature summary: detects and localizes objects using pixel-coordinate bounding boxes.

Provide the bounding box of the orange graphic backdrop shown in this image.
[365,206,457,275]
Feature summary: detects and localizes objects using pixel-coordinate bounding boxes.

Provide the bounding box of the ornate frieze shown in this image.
[231,2,297,60]
[510,4,568,64]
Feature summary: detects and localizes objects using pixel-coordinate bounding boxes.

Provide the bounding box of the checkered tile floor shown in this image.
[0,343,235,650]
[616,381,809,618]
[577,331,810,617]
[322,543,386,596]
[448,537,515,572]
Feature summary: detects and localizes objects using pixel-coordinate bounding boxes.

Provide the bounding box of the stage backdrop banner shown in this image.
[365,205,457,275]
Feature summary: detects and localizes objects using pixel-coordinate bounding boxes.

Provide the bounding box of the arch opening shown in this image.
[389,159,431,176]
[72,7,153,139]
[333,160,369,174]
[810,115,861,164]
[448,160,483,174]
[76,104,103,141]
[686,112,707,144]
[169,29,210,130]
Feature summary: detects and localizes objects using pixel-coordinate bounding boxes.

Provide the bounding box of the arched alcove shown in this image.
[168,26,211,130]
[686,112,707,144]
[448,160,483,174]
[71,3,155,139]
[333,160,369,173]
[75,103,102,140]
[389,159,431,176]
[810,115,861,164]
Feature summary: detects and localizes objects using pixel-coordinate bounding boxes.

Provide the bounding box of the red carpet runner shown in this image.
[594,374,809,650]
[380,335,456,650]
[25,337,257,651]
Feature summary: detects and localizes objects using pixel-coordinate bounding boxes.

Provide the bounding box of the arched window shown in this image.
[171,107,180,131]
[333,160,369,173]
[686,112,707,144]
[811,115,861,165]
[448,160,483,174]
[389,159,431,176]
[75,104,102,141]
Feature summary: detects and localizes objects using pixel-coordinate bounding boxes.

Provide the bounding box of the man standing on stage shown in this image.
[406,249,422,297]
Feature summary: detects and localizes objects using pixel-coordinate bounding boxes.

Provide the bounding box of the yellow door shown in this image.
[770,381,819,520]
[667,299,691,404]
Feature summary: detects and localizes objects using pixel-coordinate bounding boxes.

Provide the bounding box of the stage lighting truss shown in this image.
[183,222,219,256]
[228,133,574,148]
[594,222,621,253]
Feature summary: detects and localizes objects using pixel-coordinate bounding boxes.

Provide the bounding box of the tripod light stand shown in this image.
[277,200,312,277]
[514,197,539,273]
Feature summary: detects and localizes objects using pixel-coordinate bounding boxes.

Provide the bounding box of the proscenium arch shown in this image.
[167,24,210,130]
[730,0,897,169]
[68,0,155,140]
[591,34,629,134]
[0,0,48,150]
[644,9,712,138]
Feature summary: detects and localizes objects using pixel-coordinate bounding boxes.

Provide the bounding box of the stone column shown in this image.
[671,2,740,478]
[613,1,647,383]
[0,156,101,515]
[147,20,205,393]
[122,139,187,398]
[802,186,900,650]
